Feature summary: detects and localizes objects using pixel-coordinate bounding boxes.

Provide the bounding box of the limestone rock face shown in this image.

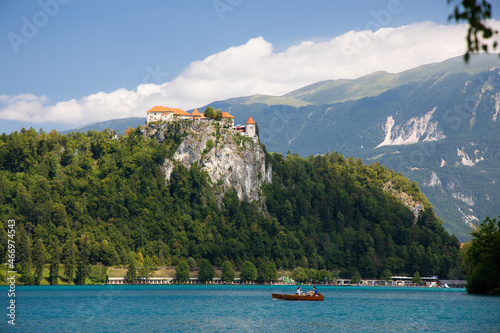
[145,121,272,203]
[383,181,424,221]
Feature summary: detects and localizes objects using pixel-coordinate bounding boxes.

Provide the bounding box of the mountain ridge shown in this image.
[62,54,500,241]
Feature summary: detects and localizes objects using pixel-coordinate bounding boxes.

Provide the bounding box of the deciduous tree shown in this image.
[88,262,108,284]
[214,109,223,121]
[448,0,499,62]
[204,107,215,119]
[291,267,307,283]
[176,260,190,283]
[221,261,235,283]
[240,261,257,282]
[351,270,361,284]
[258,261,278,283]
[380,269,392,282]
[138,256,156,282]
[199,259,215,283]
[187,257,196,268]
[465,216,500,294]
[412,271,422,285]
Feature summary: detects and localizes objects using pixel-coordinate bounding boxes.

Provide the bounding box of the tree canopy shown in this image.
[257,261,278,283]
[204,107,215,119]
[0,127,463,284]
[464,216,500,294]
[125,255,137,284]
[240,261,257,282]
[175,260,190,283]
[448,0,499,62]
[221,261,235,282]
[198,259,215,283]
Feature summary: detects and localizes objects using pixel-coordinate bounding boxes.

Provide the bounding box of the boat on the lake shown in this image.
[271,293,324,301]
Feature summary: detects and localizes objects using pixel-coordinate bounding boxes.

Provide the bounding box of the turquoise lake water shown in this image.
[1,285,499,332]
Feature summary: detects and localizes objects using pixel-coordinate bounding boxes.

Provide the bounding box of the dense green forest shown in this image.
[264,153,461,279]
[0,126,462,284]
[464,216,500,294]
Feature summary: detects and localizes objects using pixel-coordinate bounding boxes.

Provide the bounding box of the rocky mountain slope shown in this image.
[142,121,271,203]
[203,54,500,241]
[63,55,500,241]
[61,117,146,135]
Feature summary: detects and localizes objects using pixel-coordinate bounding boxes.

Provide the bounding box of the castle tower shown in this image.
[245,117,256,138]
[191,109,202,120]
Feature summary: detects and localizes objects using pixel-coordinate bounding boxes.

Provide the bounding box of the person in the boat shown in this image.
[296,287,302,295]
[309,286,318,295]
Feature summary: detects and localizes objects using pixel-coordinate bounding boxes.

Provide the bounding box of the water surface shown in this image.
[1,285,499,332]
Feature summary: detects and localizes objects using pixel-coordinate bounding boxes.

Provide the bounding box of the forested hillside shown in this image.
[264,153,460,278]
[204,55,500,241]
[0,126,461,284]
[62,56,500,242]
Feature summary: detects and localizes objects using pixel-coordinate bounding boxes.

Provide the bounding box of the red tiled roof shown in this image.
[147,106,169,113]
[191,109,201,116]
[147,106,190,116]
[221,112,235,119]
[246,116,256,124]
[173,109,192,116]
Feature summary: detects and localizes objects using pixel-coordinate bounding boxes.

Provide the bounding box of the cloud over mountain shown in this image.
[1,21,496,128]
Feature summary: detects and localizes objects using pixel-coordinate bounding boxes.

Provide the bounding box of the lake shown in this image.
[1,285,499,332]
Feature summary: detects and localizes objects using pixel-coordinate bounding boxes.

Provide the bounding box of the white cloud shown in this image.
[1,21,497,127]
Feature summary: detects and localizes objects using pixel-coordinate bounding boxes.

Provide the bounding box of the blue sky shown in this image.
[1,0,499,133]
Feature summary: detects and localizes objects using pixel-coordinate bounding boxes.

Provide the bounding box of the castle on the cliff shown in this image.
[146,106,258,142]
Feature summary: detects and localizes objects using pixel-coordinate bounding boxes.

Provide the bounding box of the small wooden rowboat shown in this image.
[271,293,324,301]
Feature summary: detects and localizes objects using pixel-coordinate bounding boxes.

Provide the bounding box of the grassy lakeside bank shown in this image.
[0,263,293,286]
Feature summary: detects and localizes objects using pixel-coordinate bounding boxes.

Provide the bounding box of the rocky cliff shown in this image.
[383,181,425,221]
[143,120,271,203]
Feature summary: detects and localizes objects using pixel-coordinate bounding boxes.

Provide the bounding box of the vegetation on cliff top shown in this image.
[0,126,461,284]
